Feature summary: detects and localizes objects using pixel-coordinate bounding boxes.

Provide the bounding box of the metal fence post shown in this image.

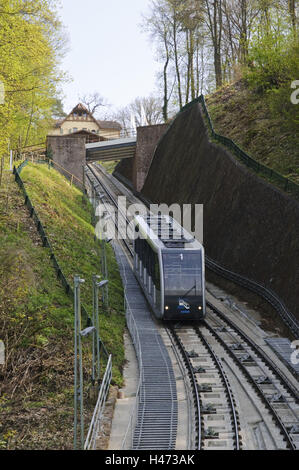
[82,165,86,194]
[9,150,13,172]
[92,274,101,386]
[95,280,101,385]
[101,240,109,309]
[74,275,85,450]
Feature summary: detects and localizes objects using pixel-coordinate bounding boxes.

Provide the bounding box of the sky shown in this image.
[59,0,159,115]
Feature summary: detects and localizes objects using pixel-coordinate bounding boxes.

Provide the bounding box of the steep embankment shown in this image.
[206,80,299,184]
[0,163,125,449]
[141,100,299,320]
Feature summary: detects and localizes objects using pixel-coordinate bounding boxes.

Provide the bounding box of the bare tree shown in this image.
[112,96,164,131]
[79,92,109,116]
[204,0,223,88]
[142,1,173,121]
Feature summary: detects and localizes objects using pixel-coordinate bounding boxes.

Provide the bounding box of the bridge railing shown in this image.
[93,128,137,143]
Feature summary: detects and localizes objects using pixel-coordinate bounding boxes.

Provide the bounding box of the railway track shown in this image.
[85,162,298,450]
[168,325,241,450]
[204,303,299,450]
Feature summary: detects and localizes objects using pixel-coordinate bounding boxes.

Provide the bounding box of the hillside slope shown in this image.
[206,80,299,184]
[0,163,125,449]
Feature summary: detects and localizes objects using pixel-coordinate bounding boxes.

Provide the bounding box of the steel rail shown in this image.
[87,163,298,450]
[207,301,299,399]
[205,257,299,339]
[167,326,202,449]
[86,164,178,450]
[86,164,134,257]
[203,310,297,450]
[112,170,299,340]
[194,326,241,450]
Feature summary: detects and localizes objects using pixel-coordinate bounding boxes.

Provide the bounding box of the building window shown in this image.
[73,128,78,133]
[60,128,63,135]
[92,129,96,133]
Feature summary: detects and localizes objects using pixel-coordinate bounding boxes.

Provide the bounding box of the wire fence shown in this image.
[180,95,299,199]
[13,161,110,355]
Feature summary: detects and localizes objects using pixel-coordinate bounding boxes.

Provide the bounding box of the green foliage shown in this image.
[206,78,299,184]
[100,160,120,174]
[0,164,125,448]
[0,0,67,155]
[244,18,299,129]
[246,30,296,91]
[21,164,126,386]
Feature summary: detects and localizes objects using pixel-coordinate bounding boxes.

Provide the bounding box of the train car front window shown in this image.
[163,252,202,297]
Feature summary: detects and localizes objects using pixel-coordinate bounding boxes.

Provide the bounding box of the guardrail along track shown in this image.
[85,164,178,450]
[205,257,299,340]
[85,163,134,257]
[205,302,299,450]
[86,163,298,450]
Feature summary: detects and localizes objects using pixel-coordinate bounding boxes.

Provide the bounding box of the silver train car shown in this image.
[133,214,206,321]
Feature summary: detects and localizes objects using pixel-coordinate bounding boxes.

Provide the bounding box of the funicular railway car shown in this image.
[133,214,206,321]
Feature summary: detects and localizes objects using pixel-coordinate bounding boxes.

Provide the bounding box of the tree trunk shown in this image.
[240,0,248,63]
[189,30,196,100]
[185,30,191,104]
[214,49,222,88]
[173,16,183,109]
[289,0,297,31]
[162,31,170,122]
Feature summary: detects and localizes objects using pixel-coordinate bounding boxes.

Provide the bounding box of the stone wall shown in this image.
[133,124,168,192]
[141,102,299,319]
[46,135,86,184]
[115,124,168,192]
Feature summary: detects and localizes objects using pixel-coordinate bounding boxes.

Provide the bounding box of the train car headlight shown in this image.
[165,306,169,310]
[198,306,202,310]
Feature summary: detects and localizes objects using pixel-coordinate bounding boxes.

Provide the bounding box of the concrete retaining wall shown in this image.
[115,124,168,192]
[140,102,299,319]
[47,135,86,183]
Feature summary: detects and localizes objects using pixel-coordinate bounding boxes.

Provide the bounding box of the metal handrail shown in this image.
[205,255,299,339]
[84,354,113,450]
[23,154,85,188]
[47,159,84,187]
[121,295,143,450]
[104,128,137,140]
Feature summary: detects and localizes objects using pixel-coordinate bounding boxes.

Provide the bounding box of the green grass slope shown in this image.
[206,80,299,184]
[0,163,125,449]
